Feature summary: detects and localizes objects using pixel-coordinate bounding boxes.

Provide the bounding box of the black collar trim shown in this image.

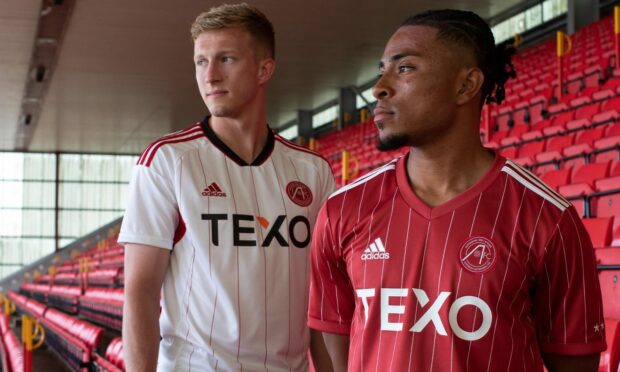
[200,116,275,166]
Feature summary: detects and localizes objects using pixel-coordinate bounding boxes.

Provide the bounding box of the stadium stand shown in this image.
[1,8,620,372]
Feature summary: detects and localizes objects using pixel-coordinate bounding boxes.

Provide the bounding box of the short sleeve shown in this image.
[118,164,179,250]
[319,163,336,206]
[534,207,607,355]
[308,201,355,335]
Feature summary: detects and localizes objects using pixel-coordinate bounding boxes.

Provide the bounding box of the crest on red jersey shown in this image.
[286,181,313,207]
[459,237,496,274]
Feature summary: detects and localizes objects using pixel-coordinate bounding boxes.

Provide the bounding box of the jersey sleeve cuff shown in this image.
[308,316,350,335]
[540,339,607,355]
[117,233,172,250]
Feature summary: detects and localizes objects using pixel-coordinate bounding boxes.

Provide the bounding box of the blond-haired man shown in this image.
[120,4,334,371]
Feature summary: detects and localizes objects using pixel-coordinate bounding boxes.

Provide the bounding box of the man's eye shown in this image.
[196,59,206,66]
[398,65,413,73]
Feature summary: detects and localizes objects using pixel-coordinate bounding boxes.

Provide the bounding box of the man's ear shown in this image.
[258,58,276,85]
[455,67,484,106]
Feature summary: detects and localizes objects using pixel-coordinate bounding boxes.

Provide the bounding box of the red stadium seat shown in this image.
[572,161,611,185]
[582,217,613,248]
[608,124,620,138]
[521,130,543,142]
[612,162,620,177]
[518,141,545,158]
[562,143,591,169]
[509,124,530,138]
[593,177,620,220]
[600,268,620,318]
[513,102,529,126]
[575,127,605,147]
[593,110,620,127]
[601,319,620,372]
[540,169,571,190]
[602,96,620,112]
[559,183,594,216]
[546,134,574,152]
[500,147,518,159]
[565,118,591,132]
[594,136,620,163]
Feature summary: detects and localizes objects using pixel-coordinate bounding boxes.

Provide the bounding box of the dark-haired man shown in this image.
[120,3,334,371]
[308,9,605,372]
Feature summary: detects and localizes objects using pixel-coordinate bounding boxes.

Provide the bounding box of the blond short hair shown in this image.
[190,3,275,58]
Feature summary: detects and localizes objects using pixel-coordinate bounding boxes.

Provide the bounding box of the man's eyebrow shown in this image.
[378,51,422,69]
[194,50,237,60]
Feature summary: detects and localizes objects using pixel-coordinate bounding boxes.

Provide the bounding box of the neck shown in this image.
[405,112,494,208]
[209,92,269,164]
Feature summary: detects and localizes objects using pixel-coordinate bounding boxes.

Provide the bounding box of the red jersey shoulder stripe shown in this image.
[137,124,202,165]
[329,159,397,199]
[143,132,205,167]
[274,135,331,166]
[501,161,570,211]
[138,125,204,166]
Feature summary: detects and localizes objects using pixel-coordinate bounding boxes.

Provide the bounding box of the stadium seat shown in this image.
[546,134,574,152]
[518,141,545,159]
[521,130,544,142]
[593,177,620,220]
[608,124,620,138]
[602,96,620,112]
[565,118,591,132]
[582,217,613,248]
[601,319,620,372]
[594,136,620,163]
[540,169,571,190]
[572,161,611,185]
[600,266,620,318]
[576,127,606,147]
[559,183,594,217]
[592,110,620,127]
[612,162,620,177]
[562,143,592,169]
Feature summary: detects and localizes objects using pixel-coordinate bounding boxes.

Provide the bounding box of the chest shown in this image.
[339,195,548,299]
[175,152,320,250]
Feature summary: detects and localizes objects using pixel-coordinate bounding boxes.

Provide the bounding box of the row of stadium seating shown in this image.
[0,237,126,370]
[8,290,124,371]
[9,291,103,371]
[0,314,23,372]
[93,337,124,372]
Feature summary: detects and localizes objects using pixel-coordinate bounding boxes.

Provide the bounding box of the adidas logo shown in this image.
[202,182,227,197]
[361,238,389,260]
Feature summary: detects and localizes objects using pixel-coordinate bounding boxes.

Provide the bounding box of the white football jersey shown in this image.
[119,118,335,371]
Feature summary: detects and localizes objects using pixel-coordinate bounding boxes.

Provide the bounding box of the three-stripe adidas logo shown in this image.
[202,182,227,197]
[361,238,390,260]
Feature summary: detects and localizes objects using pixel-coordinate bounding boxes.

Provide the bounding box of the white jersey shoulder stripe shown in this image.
[504,160,571,208]
[501,164,570,211]
[329,159,397,199]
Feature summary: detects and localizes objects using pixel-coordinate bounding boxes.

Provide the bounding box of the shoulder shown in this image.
[273,133,331,169]
[136,123,207,169]
[499,159,572,215]
[328,159,398,203]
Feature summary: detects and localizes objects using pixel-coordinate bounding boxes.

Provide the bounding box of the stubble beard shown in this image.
[376,132,411,151]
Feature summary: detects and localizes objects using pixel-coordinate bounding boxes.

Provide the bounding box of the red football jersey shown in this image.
[308,154,606,372]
